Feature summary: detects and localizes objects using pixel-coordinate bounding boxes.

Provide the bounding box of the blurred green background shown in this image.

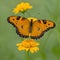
[0,0,60,60]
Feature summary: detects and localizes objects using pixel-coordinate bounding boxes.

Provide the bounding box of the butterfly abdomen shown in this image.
[29,19,33,33]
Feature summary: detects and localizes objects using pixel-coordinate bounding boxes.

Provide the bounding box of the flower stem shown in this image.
[26,51,30,60]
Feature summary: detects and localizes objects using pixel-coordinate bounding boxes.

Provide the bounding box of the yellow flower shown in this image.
[16,39,40,53]
[28,17,37,22]
[13,2,32,14]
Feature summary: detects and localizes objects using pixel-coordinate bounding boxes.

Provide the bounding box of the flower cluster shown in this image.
[16,39,39,53]
[13,2,32,14]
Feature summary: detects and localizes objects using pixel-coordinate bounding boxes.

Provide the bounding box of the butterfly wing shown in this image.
[7,16,30,38]
[30,20,55,39]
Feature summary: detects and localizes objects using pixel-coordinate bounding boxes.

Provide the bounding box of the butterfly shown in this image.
[7,16,55,39]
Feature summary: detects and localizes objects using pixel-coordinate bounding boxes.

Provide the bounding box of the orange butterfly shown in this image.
[7,16,55,39]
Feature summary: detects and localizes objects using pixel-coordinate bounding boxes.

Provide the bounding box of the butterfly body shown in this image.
[7,16,55,39]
